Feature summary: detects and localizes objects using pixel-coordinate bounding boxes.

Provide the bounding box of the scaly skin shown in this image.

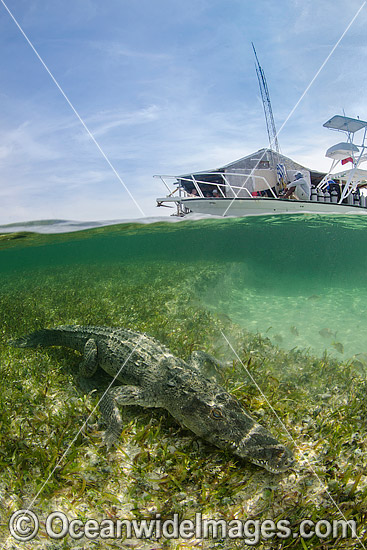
[11,325,294,473]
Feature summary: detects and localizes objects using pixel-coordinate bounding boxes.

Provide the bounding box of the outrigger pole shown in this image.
[252,43,286,190]
[252,43,280,155]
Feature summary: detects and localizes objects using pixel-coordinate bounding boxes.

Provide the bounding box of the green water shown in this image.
[1,214,367,547]
[1,214,367,362]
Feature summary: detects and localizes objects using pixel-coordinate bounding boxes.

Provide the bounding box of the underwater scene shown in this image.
[0,214,366,549]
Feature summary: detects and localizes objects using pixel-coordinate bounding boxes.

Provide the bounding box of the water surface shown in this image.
[1,214,366,363]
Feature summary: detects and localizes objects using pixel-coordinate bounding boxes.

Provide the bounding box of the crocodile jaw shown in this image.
[248,450,295,473]
[234,425,294,473]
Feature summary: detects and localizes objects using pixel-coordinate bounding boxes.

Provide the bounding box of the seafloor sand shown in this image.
[209,286,367,361]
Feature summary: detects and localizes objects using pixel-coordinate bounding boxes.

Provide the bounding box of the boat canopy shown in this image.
[325,142,359,160]
[318,115,367,201]
[329,167,367,183]
[323,115,367,134]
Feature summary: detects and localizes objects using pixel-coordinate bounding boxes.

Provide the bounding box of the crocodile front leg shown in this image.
[189,350,225,382]
[100,386,162,448]
[99,391,123,449]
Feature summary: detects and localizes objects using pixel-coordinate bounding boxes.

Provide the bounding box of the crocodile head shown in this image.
[166,373,294,473]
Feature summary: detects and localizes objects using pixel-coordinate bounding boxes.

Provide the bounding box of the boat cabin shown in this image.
[175,148,324,198]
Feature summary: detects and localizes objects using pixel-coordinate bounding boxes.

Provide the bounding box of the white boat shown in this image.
[155,115,367,218]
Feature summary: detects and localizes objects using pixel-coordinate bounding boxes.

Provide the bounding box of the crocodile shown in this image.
[10,325,294,473]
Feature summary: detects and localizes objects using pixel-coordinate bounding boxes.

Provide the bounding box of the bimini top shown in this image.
[330,167,367,182]
[325,141,359,160]
[323,115,367,134]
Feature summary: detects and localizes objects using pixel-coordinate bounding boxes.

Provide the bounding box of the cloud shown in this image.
[90,40,172,63]
[88,105,162,137]
[0,121,62,166]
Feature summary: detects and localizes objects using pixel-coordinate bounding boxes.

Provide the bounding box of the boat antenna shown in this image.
[252,43,280,159]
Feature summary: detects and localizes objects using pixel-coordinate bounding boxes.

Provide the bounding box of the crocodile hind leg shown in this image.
[100,386,161,448]
[74,377,124,450]
[76,338,99,419]
[75,338,120,445]
[79,339,98,377]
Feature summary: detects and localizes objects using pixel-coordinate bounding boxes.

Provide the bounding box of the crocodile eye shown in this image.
[210,408,224,420]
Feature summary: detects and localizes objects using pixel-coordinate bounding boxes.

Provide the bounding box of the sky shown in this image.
[0,0,366,223]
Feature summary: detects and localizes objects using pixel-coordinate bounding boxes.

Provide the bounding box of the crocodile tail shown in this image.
[9,329,62,348]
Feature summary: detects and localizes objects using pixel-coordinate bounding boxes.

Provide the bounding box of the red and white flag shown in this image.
[341,157,353,165]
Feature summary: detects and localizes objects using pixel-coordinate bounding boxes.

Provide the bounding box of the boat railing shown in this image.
[154,172,278,199]
[155,171,367,209]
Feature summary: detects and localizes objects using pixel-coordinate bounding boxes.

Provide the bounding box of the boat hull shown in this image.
[178,197,367,217]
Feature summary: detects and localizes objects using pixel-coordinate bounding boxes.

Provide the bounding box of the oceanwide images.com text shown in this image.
[9,510,357,544]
